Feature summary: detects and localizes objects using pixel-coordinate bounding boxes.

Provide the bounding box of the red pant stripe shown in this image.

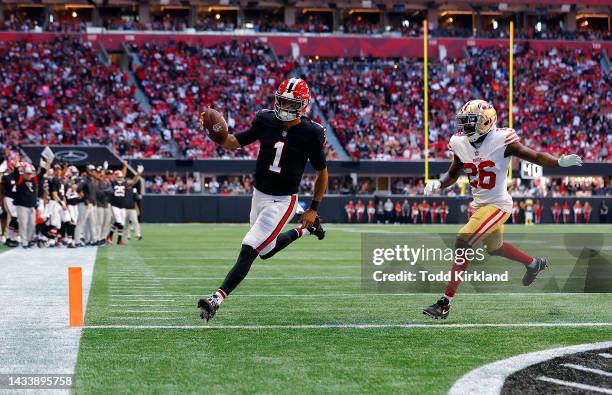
[255,195,296,253]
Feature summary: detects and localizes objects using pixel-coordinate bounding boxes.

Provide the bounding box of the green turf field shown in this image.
[75,224,612,394]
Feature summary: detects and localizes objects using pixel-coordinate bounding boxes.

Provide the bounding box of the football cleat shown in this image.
[308,216,326,240]
[423,297,451,319]
[198,295,221,322]
[522,257,548,286]
[5,239,19,248]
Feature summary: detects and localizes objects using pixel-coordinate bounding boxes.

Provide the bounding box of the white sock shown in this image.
[214,290,226,304]
[527,258,538,269]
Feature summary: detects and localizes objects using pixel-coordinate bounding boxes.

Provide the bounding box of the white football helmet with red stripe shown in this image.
[456,100,498,142]
[274,78,310,122]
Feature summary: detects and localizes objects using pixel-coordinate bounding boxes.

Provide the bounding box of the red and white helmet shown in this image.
[113,170,123,178]
[274,78,310,122]
[21,162,35,174]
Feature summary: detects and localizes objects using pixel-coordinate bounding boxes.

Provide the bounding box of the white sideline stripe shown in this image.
[83,323,612,330]
[0,247,97,395]
[449,341,612,395]
[600,353,612,359]
[561,363,612,378]
[536,376,612,394]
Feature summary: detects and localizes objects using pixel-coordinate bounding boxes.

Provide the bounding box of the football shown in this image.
[200,108,228,145]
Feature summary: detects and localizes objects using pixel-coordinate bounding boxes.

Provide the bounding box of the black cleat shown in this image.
[308,216,326,240]
[198,295,221,322]
[5,239,18,248]
[522,257,548,286]
[423,297,451,319]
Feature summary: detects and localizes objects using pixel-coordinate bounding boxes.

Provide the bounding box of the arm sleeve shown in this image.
[234,112,265,147]
[309,128,327,171]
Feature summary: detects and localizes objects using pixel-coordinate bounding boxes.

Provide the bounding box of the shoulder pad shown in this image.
[497,128,520,145]
[448,133,465,152]
[304,118,327,144]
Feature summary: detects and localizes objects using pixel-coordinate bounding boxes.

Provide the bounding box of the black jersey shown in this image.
[110,181,128,208]
[124,186,137,210]
[235,110,327,196]
[96,179,111,206]
[1,172,16,199]
[49,177,65,200]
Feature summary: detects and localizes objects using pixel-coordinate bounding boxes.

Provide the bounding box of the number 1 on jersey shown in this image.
[269,141,284,173]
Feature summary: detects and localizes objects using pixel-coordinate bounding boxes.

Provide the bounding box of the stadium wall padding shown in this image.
[126,159,612,177]
[141,195,611,224]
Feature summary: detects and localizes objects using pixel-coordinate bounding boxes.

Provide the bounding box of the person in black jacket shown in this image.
[14,162,39,248]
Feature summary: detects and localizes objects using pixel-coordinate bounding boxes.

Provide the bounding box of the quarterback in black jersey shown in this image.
[198,78,329,321]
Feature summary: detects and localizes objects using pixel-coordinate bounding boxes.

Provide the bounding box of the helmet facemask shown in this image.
[456,113,495,142]
[274,93,307,122]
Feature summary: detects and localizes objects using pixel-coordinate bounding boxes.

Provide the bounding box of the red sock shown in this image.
[444,257,469,299]
[498,242,533,266]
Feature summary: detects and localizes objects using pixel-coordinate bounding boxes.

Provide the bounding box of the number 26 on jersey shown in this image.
[463,161,496,189]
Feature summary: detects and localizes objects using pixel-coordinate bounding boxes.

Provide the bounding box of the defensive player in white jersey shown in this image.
[422,100,582,319]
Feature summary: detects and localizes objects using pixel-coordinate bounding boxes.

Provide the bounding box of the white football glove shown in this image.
[137,165,144,175]
[103,161,108,170]
[558,154,582,167]
[424,180,441,196]
[0,161,6,173]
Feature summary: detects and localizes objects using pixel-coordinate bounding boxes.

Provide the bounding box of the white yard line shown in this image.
[110,310,182,313]
[0,247,97,394]
[536,376,612,394]
[108,286,163,289]
[82,323,612,330]
[561,363,612,378]
[109,303,168,307]
[109,299,176,302]
[449,341,612,395]
[105,293,611,298]
[106,316,183,320]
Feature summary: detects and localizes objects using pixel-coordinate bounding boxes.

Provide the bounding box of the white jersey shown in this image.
[449,127,518,213]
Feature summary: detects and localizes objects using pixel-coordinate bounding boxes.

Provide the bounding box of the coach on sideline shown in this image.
[14,162,38,248]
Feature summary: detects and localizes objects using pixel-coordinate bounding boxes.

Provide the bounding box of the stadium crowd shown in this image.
[0,149,143,248]
[0,36,609,162]
[0,37,172,158]
[132,39,278,159]
[304,44,611,161]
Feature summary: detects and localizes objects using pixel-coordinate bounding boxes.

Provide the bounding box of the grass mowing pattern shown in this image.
[75,224,612,394]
